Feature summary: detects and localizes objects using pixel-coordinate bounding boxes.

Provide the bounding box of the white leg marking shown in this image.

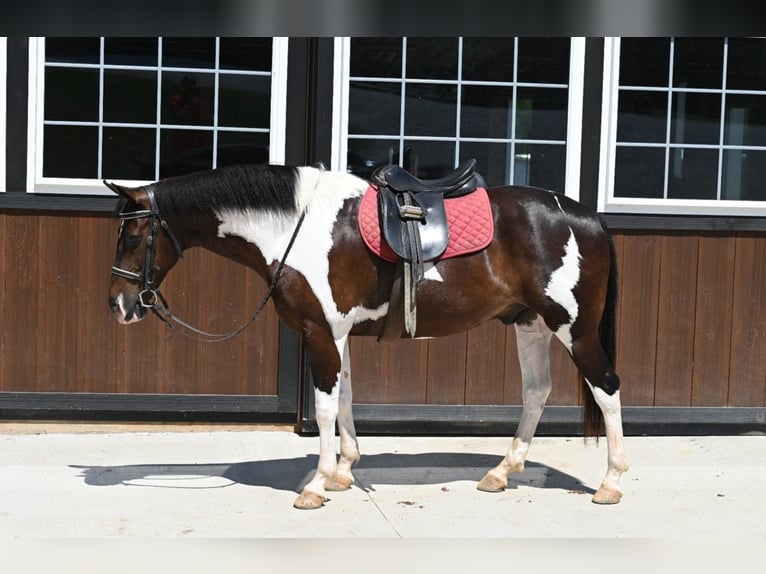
[481,316,553,487]
[544,228,581,351]
[586,381,629,500]
[335,337,360,486]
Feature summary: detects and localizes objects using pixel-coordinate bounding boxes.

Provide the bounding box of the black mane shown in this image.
[151,164,300,217]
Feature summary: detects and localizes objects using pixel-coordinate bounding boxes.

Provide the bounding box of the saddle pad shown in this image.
[358,185,494,263]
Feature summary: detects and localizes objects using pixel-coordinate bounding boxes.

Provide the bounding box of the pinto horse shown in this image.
[106,163,629,510]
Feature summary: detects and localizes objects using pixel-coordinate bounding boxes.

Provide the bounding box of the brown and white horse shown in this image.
[106,163,629,510]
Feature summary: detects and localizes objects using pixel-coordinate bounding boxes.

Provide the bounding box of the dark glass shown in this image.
[159,128,213,177]
[45,38,100,64]
[614,146,666,198]
[44,67,100,122]
[219,38,272,71]
[103,69,157,124]
[673,37,724,89]
[349,81,401,135]
[346,139,401,179]
[104,38,158,66]
[515,87,568,141]
[218,74,271,128]
[43,125,98,178]
[102,127,156,180]
[727,38,766,91]
[462,38,515,82]
[406,38,458,80]
[517,38,570,84]
[722,149,766,201]
[460,85,515,139]
[162,37,216,69]
[670,92,721,145]
[459,141,512,187]
[617,90,668,143]
[513,143,566,192]
[350,38,402,78]
[216,131,270,167]
[619,38,670,87]
[404,83,457,137]
[667,148,719,199]
[161,72,215,126]
[724,94,766,147]
[402,139,457,179]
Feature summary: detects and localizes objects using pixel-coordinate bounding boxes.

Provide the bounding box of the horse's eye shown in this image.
[125,235,142,248]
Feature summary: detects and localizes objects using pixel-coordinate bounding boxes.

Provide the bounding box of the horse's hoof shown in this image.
[592,486,622,505]
[325,474,353,492]
[293,491,327,510]
[477,473,506,493]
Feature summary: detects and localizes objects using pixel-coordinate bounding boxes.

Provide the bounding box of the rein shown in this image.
[112,187,307,343]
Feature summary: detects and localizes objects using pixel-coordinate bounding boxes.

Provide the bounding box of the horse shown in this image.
[106,162,629,510]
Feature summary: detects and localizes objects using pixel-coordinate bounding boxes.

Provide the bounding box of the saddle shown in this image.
[370,159,486,339]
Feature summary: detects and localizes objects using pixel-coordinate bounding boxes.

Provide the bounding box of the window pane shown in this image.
[350,38,402,78]
[617,90,668,143]
[514,143,565,191]
[406,38,458,80]
[515,87,568,141]
[159,129,213,178]
[219,38,272,71]
[727,38,766,91]
[104,38,158,66]
[404,83,457,137]
[517,38,570,84]
[162,38,216,69]
[349,81,401,135]
[670,92,721,145]
[722,149,766,201]
[462,38,514,82]
[460,85,514,139]
[619,38,670,87]
[216,131,270,167]
[614,147,665,198]
[673,37,724,89]
[347,139,400,179]
[44,67,99,122]
[724,94,766,147]
[402,139,456,178]
[667,148,719,199]
[43,125,98,178]
[102,127,156,180]
[103,69,157,124]
[459,141,511,186]
[161,72,214,126]
[218,74,271,128]
[45,38,100,64]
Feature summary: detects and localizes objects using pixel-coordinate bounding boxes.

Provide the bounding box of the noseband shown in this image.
[112,186,306,342]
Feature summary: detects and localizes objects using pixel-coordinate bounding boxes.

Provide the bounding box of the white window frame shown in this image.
[0,37,7,193]
[26,37,289,196]
[332,37,586,202]
[598,36,766,217]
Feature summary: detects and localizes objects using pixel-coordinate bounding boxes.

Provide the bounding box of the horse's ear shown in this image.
[104,180,145,204]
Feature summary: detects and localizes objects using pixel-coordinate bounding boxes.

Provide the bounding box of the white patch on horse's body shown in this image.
[423,262,443,282]
[544,228,581,351]
[215,167,382,339]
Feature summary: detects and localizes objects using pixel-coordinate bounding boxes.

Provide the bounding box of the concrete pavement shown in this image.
[1,422,765,538]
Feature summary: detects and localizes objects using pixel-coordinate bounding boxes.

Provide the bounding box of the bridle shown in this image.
[111,186,306,342]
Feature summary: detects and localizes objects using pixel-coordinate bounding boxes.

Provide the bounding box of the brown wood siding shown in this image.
[0,211,281,397]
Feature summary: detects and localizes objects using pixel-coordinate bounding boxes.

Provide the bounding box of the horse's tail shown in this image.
[582,219,619,439]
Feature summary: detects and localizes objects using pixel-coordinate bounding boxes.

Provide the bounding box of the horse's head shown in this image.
[105,181,184,324]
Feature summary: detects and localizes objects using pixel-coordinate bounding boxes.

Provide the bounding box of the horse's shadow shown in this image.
[70,452,595,495]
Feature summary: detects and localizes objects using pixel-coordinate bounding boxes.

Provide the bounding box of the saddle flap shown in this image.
[379,189,449,262]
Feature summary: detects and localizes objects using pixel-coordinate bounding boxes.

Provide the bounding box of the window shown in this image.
[27,37,288,195]
[600,37,766,216]
[333,37,585,199]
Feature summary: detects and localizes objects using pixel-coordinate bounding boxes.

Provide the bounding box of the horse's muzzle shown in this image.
[110,293,148,324]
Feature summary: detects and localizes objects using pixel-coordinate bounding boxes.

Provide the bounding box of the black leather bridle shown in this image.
[111,186,306,342]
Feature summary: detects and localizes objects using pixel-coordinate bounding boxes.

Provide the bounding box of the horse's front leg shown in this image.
[294,332,358,509]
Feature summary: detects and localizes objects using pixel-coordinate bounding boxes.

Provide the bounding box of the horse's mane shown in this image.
[152,164,300,217]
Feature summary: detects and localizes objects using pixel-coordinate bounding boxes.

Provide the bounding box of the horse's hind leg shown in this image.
[478,316,553,492]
